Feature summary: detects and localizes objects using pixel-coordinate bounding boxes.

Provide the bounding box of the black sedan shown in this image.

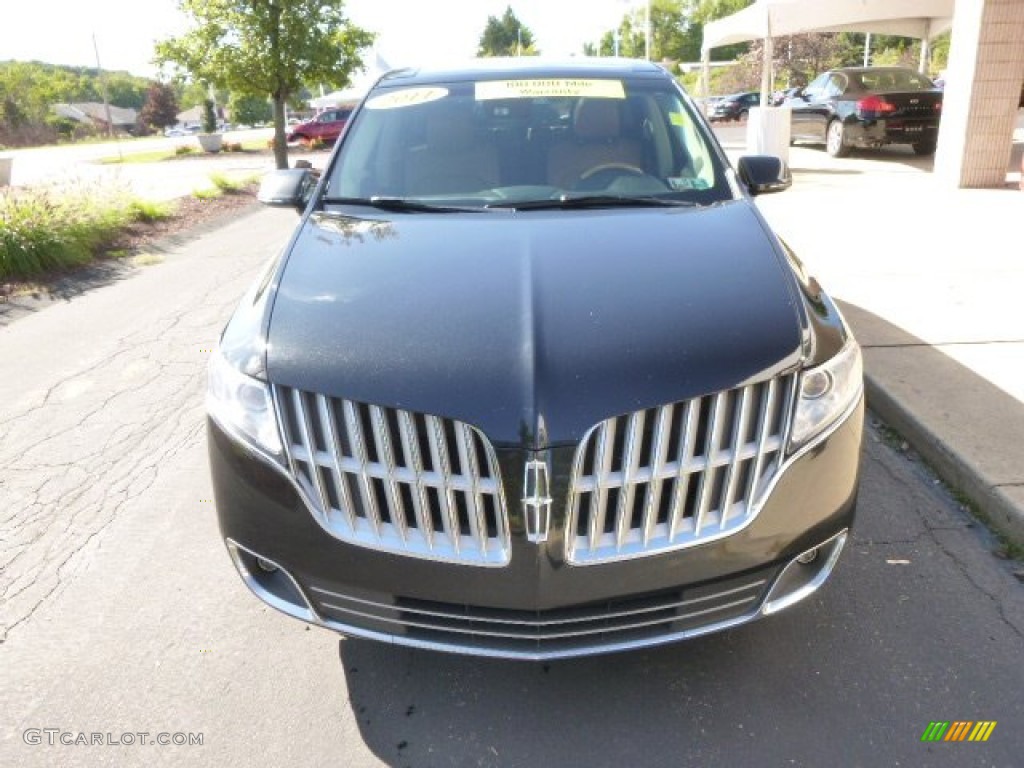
[709,90,761,121]
[787,66,942,157]
[209,58,864,660]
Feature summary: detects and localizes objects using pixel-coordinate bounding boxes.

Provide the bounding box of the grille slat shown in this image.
[276,387,510,565]
[567,374,797,564]
[641,404,673,546]
[719,386,751,529]
[319,394,358,532]
[668,398,698,541]
[615,411,643,550]
[460,424,489,556]
[588,418,614,552]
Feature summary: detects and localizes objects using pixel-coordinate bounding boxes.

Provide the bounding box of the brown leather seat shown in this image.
[404,107,500,195]
[547,99,643,189]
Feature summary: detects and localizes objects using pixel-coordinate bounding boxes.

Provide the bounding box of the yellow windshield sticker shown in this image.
[669,111,686,126]
[475,79,625,101]
[365,87,449,110]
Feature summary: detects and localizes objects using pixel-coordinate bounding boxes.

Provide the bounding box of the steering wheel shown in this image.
[574,163,648,191]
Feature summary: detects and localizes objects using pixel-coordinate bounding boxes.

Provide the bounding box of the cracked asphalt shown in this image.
[1,207,1022,767]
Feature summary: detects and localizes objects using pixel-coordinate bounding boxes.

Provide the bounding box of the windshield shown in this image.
[325,75,731,208]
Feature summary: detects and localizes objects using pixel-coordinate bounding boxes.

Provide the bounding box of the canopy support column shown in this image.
[760,14,773,107]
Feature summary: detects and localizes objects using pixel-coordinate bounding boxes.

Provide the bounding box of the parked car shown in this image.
[209,58,864,661]
[286,107,354,143]
[709,91,761,121]
[772,86,801,106]
[786,66,942,157]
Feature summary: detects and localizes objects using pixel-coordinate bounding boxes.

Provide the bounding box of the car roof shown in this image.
[376,57,671,87]
[830,66,928,75]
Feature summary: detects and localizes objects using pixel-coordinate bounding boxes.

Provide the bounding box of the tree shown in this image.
[716,32,856,95]
[229,93,272,126]
[155,0,373,169]
[478,6,537,57]
[138,81,180,132]
[592,0,753,62]
[689,0,754,62]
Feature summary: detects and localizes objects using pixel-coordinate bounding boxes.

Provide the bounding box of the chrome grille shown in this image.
[567,374,797,564]
[275,387,509,565]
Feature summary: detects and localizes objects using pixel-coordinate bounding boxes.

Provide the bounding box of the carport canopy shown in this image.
[701,0,955,102]
[702,0,954,52]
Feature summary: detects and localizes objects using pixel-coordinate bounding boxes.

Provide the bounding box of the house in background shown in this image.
[52,102,138,134]
[171,104,228,133]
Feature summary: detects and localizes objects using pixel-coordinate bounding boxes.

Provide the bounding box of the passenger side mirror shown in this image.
[737,155,792,196]
[258,168,317,211]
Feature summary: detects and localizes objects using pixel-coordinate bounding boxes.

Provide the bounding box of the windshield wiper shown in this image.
[487,195,700,211]
[320,196,492,213]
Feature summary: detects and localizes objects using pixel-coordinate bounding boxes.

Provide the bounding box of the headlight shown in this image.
[789,339,863,450]
[207,347,283,456]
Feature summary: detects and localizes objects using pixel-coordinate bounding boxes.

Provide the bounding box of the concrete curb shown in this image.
[865,372,1024,548]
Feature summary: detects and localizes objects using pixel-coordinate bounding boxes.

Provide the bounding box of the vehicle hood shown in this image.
[266,201,804,448]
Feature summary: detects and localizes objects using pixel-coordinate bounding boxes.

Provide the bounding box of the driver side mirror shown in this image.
[257,168,318,212]
[737,155,792,196]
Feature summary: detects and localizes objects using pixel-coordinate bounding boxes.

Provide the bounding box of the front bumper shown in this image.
[210,397,863,660]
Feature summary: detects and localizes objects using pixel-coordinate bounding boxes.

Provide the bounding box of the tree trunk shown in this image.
[272,94,289,170]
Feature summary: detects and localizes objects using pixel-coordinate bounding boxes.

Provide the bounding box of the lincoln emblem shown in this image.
[523,459,552,543]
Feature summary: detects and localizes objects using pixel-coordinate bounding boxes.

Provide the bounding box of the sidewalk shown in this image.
[721,123,1024,546]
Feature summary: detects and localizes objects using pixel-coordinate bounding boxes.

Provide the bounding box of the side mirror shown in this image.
[737,155,792,196]
[258,168,316,211]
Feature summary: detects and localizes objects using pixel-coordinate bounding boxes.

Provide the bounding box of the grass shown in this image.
[131,252,165,267]
[192,187,223,200]
[208,172,246,193]
[194,171,259,199]
[99,149,177,165]
[0,183,171,279]
[128,198,175,223]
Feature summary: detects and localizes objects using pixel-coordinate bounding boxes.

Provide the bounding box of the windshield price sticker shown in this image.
[475,79,625,101]
[365,87,449,110]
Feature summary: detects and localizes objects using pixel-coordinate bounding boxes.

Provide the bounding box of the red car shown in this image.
[287,107,353,144]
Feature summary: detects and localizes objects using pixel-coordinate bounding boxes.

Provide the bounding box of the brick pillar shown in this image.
[934,0,1024,188]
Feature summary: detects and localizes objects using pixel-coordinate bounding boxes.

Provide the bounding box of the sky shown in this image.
[0,0,646,77]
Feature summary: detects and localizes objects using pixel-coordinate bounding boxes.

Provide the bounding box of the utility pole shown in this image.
[91,33,116,140]
[863,33,872,67]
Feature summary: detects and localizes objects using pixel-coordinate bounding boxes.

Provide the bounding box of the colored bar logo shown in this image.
[921,721,996,742]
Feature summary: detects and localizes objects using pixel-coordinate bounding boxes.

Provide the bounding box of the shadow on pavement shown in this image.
[0,260,134,328]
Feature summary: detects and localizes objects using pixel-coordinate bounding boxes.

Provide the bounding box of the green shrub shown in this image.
[192,187,223,200]
[202,99,218,134]
[208,172,244,193]
[0,185,174,279]
[128,198,175,223]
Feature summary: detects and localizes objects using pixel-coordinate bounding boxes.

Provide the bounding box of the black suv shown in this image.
[208,58,863,660]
